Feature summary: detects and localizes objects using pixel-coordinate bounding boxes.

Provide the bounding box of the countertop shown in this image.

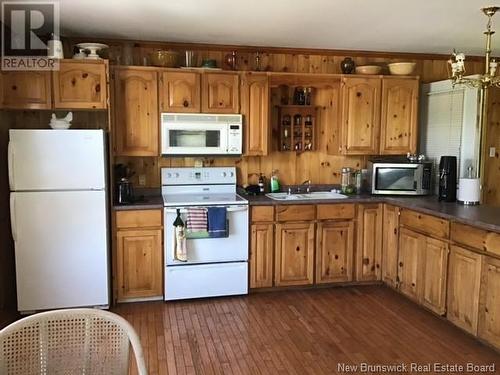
[113,191,500,234]
[245,194,500,233]
[113,188,164,211]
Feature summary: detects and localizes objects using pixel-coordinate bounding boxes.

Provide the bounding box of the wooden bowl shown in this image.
[150,50,179,67]
[355,65,382,75]
[388,62,416,75]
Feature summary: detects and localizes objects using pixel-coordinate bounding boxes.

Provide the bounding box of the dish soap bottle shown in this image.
[270,170,280,193]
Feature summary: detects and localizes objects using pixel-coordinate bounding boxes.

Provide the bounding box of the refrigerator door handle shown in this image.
[8,140,14,190]
[10,194,17,242]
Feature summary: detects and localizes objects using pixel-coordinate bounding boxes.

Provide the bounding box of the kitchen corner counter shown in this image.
[245,194,500,233]
[112,194,164,211]
[386,196,500,233]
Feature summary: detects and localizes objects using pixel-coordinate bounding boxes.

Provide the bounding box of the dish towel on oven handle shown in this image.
[186,207,209,238]
[207,207,228,238]
[173,209,187,262]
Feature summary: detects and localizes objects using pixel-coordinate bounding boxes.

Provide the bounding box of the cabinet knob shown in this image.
[399,262,403,267]
[95,84,101,93]
[183,100,189,107]
[393,228,397,235]
[363,258,370,265]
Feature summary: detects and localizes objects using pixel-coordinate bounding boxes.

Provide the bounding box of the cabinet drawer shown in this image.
[451,222,500,256]
[316,204,355,220]
[276,205,315,222]
[115,209,162,229]
[251,206,274,222]
[400,209,449,239]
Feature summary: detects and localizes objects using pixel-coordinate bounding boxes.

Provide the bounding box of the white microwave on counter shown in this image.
[161,113,242,156]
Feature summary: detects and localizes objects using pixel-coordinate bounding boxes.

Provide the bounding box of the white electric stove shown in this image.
[162,167,248,301]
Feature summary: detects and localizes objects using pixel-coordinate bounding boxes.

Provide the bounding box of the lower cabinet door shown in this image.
[478,256,500,349]
[250,223,274,288]
[421,237,449,315]
[398,228,422,301]
[275,222,315,286]
[116,228,163,301]
[382,204,399,288]
[447,245,482,335]
[316,221,354,283]
[356,204,383,281]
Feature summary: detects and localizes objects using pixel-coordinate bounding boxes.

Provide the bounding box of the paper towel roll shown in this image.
[457,178,480,205]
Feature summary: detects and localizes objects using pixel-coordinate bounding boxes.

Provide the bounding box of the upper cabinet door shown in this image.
[0,71,52,109]
[159,71,201,113]
[202,72,239,113]
[341,77,381,155]
[53,61,107,109]
[241,73,269,156]
[380,78,419,155]
[113,68,158,156]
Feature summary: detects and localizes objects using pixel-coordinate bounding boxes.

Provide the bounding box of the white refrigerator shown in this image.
[9,129,109,313]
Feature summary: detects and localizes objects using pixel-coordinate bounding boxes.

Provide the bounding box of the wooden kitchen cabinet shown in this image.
[113,68,159,156]
[316,221,354,283]
[340,76,381,155]
[275,222,315,286]
[114,209,163,302]
[478,255,500,350]
[159,71,201,112]
[421,236,449,315]
[355,204,382,281]
[202,72,239,113]
[379,77,419,155]
[241,72,269,155]
[116,228,163,301]
[397,228,422,301]
[447,245,482,335]
[382,204,399,288]
[250,223,274,288]
[53,60,108,109]
[0,70,52,109]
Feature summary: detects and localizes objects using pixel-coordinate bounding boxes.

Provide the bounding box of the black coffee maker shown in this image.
[438,156,457,202]
[114,164,135,204]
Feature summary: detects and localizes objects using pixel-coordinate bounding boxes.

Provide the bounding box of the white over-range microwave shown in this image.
[161,113,243,156]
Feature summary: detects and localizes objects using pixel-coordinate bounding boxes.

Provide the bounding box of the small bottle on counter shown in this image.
[270,170,280,193]
[258,174,265,194]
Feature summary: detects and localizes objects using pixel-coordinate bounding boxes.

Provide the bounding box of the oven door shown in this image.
[161,123,228,155]
[164,205,248,265]
[372,164,422,195]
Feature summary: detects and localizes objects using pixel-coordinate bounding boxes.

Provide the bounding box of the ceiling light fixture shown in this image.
[449,6,500,88]
[448,6,500,199]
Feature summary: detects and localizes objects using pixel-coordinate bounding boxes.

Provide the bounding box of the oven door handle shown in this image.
[165,205,248,214]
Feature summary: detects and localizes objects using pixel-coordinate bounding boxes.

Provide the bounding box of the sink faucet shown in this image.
[300,180,311,194]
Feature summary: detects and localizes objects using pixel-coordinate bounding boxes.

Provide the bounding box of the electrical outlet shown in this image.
[490,147,496,157]
[138,174,146,186]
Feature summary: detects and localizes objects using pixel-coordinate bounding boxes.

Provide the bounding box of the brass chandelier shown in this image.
[449,6,500,88]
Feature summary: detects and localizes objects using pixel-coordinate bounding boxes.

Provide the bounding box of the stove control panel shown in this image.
[161,167,237,185]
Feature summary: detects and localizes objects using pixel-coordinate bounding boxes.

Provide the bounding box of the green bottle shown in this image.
[270,170,280,193]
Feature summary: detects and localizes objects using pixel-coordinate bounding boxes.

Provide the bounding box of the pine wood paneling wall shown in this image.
[86,38,485,188]
[485,89,500,206]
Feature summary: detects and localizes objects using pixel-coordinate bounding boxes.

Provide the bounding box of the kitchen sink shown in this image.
[265,191,348,201]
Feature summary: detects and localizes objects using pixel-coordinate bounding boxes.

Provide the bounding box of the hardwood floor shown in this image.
[113,286,500,375]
